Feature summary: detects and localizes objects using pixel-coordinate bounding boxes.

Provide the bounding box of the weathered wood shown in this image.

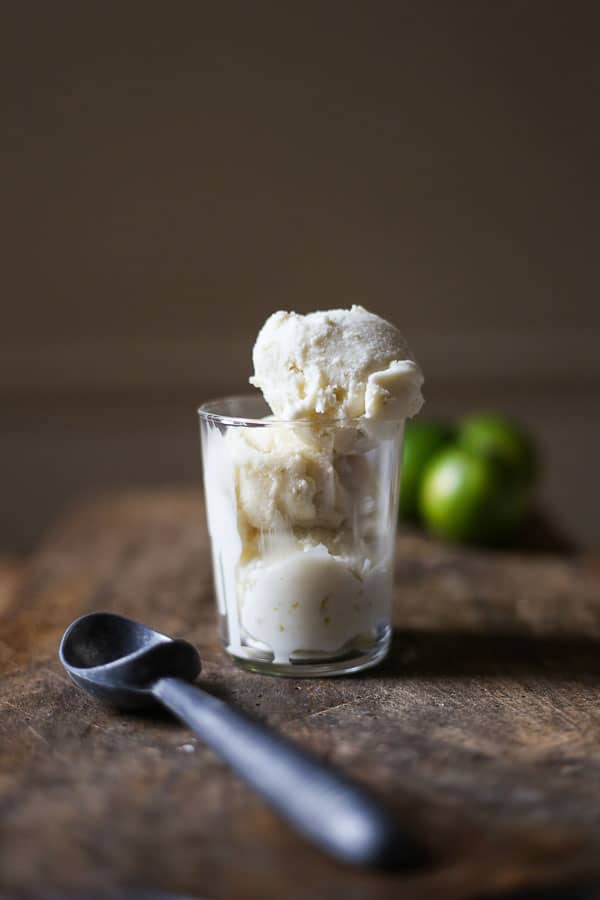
[1,489,599,899]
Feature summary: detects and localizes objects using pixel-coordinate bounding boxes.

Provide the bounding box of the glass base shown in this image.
[224,625,391,678]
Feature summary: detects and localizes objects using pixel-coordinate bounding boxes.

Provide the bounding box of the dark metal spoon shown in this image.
[59,611,423,871]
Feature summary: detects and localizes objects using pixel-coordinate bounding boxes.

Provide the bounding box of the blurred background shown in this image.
[2,1,598,552]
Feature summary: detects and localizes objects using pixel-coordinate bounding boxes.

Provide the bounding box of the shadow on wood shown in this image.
[373,629,600,684]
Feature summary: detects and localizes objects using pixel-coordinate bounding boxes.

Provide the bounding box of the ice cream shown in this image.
[250,305,423,421]
[201,306,423,672]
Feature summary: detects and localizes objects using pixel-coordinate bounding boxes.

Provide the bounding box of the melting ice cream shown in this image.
[202,306,423,666]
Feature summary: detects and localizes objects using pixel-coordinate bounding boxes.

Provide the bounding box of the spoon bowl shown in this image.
[59,612,201,710]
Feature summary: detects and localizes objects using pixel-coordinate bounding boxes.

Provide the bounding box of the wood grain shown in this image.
[1,489,599,899]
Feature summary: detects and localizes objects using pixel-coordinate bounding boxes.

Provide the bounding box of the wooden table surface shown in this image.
[1,489,600,900]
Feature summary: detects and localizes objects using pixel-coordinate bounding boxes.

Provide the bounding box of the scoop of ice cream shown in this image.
[239,546,391,662]
[226,425,351,545]
[250,305,424,421]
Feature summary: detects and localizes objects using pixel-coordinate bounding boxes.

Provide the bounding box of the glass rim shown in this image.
[197,393,405,427]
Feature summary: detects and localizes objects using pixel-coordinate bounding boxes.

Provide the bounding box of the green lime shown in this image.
[399,420,455,521]
[419,446,528,545]
[458,413,538,488]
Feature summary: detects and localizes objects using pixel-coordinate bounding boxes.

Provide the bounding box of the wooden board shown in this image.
[1,489,599,900]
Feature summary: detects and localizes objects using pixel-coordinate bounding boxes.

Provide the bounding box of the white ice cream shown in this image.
[239,547,392,664]
[203,306,423,667]
[250,305,423,422]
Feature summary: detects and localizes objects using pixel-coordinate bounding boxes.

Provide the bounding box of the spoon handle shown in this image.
[153,676,420,869]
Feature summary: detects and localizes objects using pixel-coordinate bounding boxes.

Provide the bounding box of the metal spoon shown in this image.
[59,611,422,870]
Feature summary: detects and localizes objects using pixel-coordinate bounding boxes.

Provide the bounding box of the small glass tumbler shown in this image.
[199,395,404,677]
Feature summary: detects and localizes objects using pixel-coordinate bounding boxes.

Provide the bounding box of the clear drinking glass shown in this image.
[199,395,404,677]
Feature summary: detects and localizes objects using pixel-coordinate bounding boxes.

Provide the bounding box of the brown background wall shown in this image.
[2,2,599,551]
